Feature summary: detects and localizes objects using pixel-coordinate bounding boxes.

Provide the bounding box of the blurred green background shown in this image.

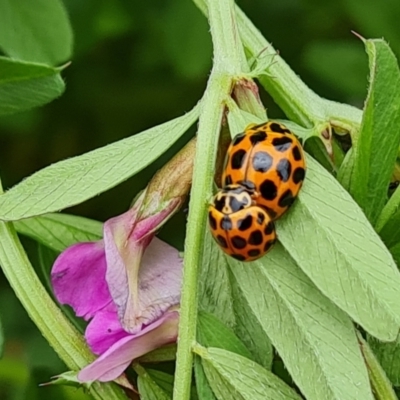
[0,0,399,398]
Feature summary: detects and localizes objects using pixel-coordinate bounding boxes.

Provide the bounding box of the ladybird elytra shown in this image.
[208,184,277,262]
[222,121,306,220]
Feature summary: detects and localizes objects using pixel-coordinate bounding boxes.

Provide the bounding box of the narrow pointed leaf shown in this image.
[338,38,400,225]
[138,344,177,363]
[146,370,174,396]
[278,155,400,340]
[369,336,400,386]
[376,185,400,258]
[15,213,102,252]
[228,243,374,400]
[199,346,302,400]
[0,57,64,115]
[230,278,273,369]
[0,0,73,65]
[0,104,199,221]
[195,356,216,400]
[137,371,171,400]
[359,335,398,400]
[197,311,251,359]
[198,230,236,328]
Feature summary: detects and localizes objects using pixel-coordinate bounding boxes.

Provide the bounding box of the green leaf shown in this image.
[137,370,171,400]
[228,243,374,400]
[15,213,102,253]
[138,344,177,363]
[146,370,174,396]
[279,155,400,341]
[229,271,273,369]
[194,356,216,400]
[0,104,199,221]
[196,346,302,400]
[359,334,398,400]
[197,311,252,359]
[198,229,236,328]
[0,0,73,65]
[337,38,400,225]
[0,57,65,116]
[369,336,400,387]
[376,185,400,258]
[200,231,273,369]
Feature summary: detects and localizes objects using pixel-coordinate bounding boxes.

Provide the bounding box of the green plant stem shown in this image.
[194,0,363,136]
[0,182,127,400]
[357,332,397,400]
[173,1,244,399]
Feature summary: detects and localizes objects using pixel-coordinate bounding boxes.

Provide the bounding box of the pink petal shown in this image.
[104,204,182,333]
[136,238,182,325]
[85,304,130,355]
[78,310,179,382]
[51,241,112,320]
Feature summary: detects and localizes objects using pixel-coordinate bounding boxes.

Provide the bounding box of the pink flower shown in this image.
[51,208,182,382]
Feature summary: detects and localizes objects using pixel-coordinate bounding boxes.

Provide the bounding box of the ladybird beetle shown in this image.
[208,184,277,262]
[222,121,306,220]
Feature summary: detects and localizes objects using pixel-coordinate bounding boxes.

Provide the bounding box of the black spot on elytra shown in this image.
[248,249,261,257]
[264,221,274,235]
[293,167,305,184]
[214,196,225,212]
[260,179,278,200]
[224,174,233,186]
[232,133,246,146]
[278,189,295,208]
[208,212,217,230]
[232,254,246,261]
[292,146,302,161]
[221,216,233,230]
[231,149,247,169]
[238,215,253,231]
[250,130,267,145]
[248,230,263,245]
[252,151,273,173]
[276,158,292,182]
[269,122,291,134]
[272,136,293,152]
[231,236,247,249]
[263,239,275,252]
[257,212,265,224]
[216,234,228,248]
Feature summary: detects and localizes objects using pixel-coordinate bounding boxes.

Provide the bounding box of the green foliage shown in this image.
[0,57,65,116]
[338,39,400,225]
[0,106,199,220]
[196,346,302,400]
[2,0,400,400]
[0,0,72,65]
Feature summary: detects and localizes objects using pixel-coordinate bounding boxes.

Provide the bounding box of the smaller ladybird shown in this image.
[222,121,306,220]
[208,184,277,262]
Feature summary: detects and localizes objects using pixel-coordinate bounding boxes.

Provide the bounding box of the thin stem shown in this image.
[0,181,127,400]
[173,0,244,399]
